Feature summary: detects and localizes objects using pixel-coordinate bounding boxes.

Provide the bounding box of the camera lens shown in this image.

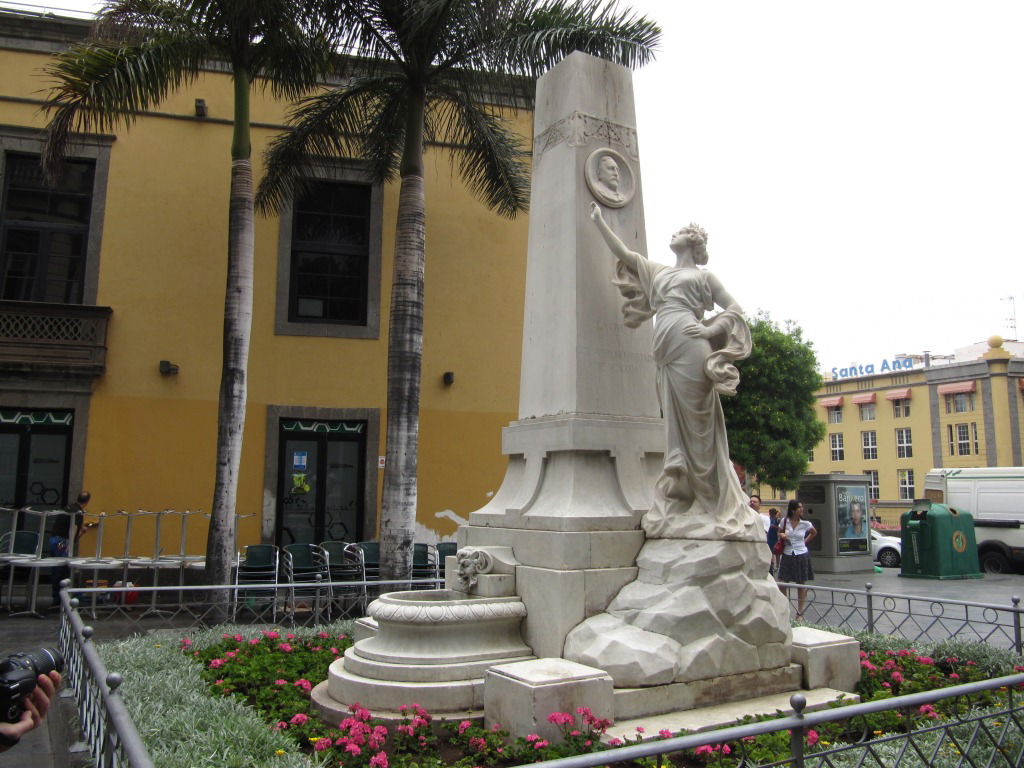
[18,647,65,676]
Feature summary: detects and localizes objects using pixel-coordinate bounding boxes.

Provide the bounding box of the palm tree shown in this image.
[257,0,660,581]
[42,0,336,587]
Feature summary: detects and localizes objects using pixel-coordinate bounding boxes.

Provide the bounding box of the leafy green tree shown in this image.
[42,0,336,586]
[722,313,826,491]
[257,0,661,580]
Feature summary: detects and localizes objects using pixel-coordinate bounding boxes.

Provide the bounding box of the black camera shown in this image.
[0,647,64,723]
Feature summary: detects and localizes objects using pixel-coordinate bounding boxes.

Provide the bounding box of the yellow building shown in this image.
[0,11,530,556]
[805,338,1024,525]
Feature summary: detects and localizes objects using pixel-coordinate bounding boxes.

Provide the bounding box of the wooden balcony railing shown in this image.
[0,300,111,378]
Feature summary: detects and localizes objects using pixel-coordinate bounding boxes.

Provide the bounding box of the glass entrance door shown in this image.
[277,419,366,546]
[0,409,72,511]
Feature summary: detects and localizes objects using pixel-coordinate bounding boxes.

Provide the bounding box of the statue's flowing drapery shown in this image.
[614,258,762,541]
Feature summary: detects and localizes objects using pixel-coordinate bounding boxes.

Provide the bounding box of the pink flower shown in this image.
[526,734,539,743]
[916,655,934,665]
[396,724,414,736]
[534,740,549,749]
[721,744,731,754]
[248,638,260,645]
[314,737,332,752]
[319,631,330,639]
[806,729,819,746]
[694,744,714,756]
[289,713,309,726]
[263,630,280,640]
[278,643,293,653]
[583,740,591,747]
[286,633,295,640]
[470,736,487,752]
[891,671,904,684]
[635,726,645,733]
[294,679,312,692]
[209,659,224,669]
[369,752,389,768]
[346,743,362,755]
[949,672,960,680]
[180,637,192,646]
[224,651,237,658]
[659,729,672,739]
[547,712,574,726]
[458,720,473,734]
[608,738,622,747]
[215,679,224,685]
[275,679,287,686]
[233,634,243,642]
[274,721,287,730]
[569,729,581,737]
[882,682,891,688]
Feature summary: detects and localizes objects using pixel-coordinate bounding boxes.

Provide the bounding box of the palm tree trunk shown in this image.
[207,68,254,590]
[380,90,426,582]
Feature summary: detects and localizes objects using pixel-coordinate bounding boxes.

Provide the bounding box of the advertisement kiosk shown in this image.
[797,473,874,573]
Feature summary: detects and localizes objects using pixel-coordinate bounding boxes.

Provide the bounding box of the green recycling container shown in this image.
[900,499,982,580]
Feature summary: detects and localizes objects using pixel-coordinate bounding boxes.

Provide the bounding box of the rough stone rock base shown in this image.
[612,663,803,720]
[565,538,792,687]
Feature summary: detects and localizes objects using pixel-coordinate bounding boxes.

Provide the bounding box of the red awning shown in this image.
[885,388,912,400]
[937,381,976,396]
[1019,379,1024,391]
[852,393,876,404]
[819,396,843,408]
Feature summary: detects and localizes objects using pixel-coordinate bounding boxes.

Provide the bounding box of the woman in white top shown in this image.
[777,499,817,620]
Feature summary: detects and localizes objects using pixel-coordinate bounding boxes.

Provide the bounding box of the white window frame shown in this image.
[827,406,843,424]
[898,468,915,500]
[864,469,879,500]
[830,432,845,461]
[892,398,910,418]
[862,430,877,460]
[954,423,971,456]
[895,427,913,459]
[858,402,876,421]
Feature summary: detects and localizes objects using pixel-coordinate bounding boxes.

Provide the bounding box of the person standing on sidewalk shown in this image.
[777,499,817,620]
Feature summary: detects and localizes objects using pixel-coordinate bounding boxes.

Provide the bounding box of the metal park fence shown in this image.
[778,581,1024,654]
[58,588,154,768]
[519,677,1024,768]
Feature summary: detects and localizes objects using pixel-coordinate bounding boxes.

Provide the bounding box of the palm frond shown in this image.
[256,77,406,214]
[491,0,661,77]
[41,34,207,180]
[427,77,530,218]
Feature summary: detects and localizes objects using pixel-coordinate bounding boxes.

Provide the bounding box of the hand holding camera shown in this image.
[0,647,65,750]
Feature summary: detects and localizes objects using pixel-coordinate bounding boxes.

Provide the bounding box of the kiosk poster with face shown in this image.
[837,485,870,553]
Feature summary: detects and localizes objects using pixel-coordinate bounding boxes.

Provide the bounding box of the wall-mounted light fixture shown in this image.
[159,360,180,375]
[442,371,455,386]
[194,98,208,118]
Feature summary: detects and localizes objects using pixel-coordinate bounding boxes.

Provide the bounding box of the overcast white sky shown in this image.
[12,0,1023,373]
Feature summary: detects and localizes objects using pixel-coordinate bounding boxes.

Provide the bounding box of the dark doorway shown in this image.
[276,418,366,546]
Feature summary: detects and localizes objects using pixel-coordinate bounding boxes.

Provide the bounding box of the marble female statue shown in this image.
[589,202,761,541]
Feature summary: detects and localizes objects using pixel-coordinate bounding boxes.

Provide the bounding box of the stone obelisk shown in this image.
[461,52,663,658]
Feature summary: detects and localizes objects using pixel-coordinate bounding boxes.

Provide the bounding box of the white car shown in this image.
[871,529,902,568]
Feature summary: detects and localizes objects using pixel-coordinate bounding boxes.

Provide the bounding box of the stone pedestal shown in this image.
[485,659,614,741]
[461,51,662,660]
[790,626,861,692]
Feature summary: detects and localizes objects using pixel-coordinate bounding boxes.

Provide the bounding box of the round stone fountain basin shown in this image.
[356,589,530,666]
[321,588,534,715]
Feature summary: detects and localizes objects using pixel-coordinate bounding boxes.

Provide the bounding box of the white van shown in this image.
[924,467,1024,573]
